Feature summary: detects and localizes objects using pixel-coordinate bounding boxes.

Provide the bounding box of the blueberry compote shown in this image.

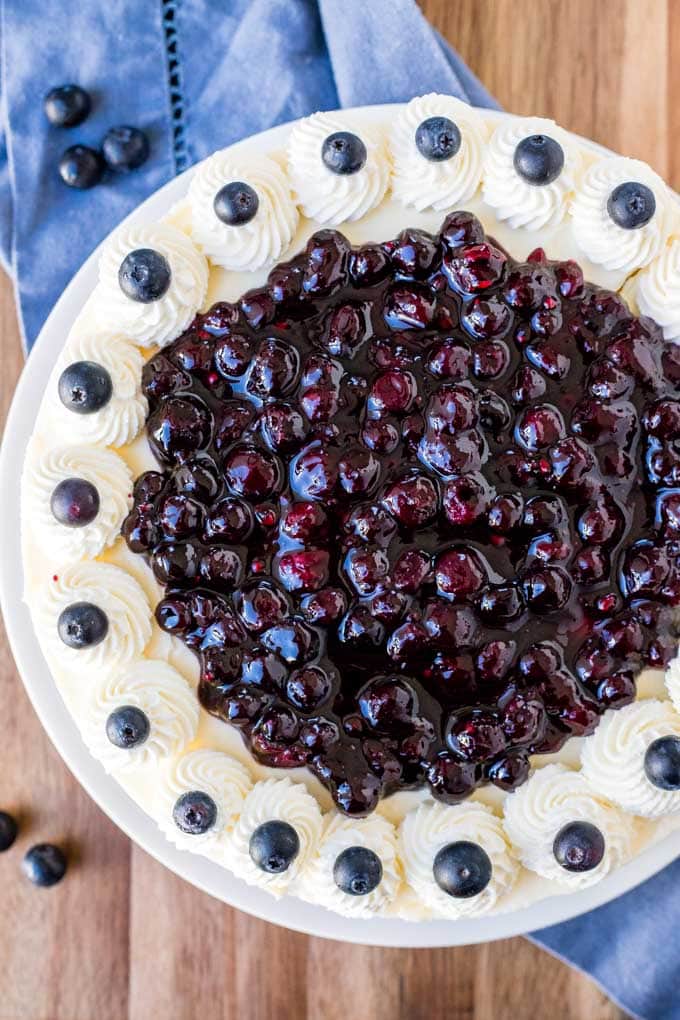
[124,212,680,816]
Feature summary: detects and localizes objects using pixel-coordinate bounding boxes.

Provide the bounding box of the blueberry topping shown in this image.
[44,84,90,127]
[321,132,367,175]
[57,602,108,649]
[553,821,605,872]
[513,135,565,186]
[433,841,492,898]
[644,735,680,791]
[102,125,150,172]
[213,182,259,226]
[22,844,67,887]
[130,213,680,817]
[0,810,18,852]
[173,791,218,835]
[50,478,100,528]
[106,705,150,749]
[415,116,462,162]
[249,819,300,873]
[58,361,112,414]
[607,182,656,229]
[58,145,104,189]
[119,248,171,303]
[333,845,383,896]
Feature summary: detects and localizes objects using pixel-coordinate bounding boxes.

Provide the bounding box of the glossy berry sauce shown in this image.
[124,212,680,816]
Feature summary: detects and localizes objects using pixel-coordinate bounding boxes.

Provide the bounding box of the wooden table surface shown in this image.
[1,2,676,1017]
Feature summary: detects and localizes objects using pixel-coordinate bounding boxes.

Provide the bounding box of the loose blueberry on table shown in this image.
[58,145,104,190]
[22,843,68,887]
[44,84,91,127]
[0,810,18,852]
[123,210,680,817]
[102,125,150,173]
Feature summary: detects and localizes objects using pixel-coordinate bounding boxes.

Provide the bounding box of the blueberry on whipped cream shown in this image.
[321,132,367,175]
[213,182,260,225]
[333,845,383,896]
[415,116,462,162]
[607,181,656,229]
[288,112,389,223]
[118,248,171,303]
[173,790,218,835]
[483,117,579,229]
[58,361,113,414]
[249,820,300,874]
[570,156,672,273]
[433,841,493,897]
[513,134,565,185]
[644,736,680,791]
[106,705,151,750]
[553,821,605,873]
[57,601,108,649]
[50,478,100,528]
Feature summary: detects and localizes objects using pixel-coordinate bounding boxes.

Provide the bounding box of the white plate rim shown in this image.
[1,103,678,947]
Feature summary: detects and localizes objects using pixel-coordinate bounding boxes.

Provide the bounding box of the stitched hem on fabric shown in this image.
[162,0,189,174]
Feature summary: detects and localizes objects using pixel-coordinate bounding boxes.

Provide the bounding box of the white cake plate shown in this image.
[1,105,677,946]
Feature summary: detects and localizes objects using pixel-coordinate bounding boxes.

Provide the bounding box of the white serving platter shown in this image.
[1,105,677,947]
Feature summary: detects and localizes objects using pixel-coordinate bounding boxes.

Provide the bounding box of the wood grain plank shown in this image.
[0,270,131,1020]
[1,2,674,1016]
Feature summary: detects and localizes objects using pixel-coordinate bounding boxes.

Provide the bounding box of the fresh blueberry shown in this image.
[321,132,367,175]
[44,84,91,127]
[513,135,565,186]
[57,602,108,649]
[22,844,68,887]
[58,145,104,189]
[333,845,382,895]
[102,125,150,172]
[50,478,100,528]
[173,791,218,835]
[58,361,112,414]
[433,841,492,898]
[213,182,259,225]
[249,820,300,873]
[118,248,171,303]
[415,116,461,162]
[644,735,680,790]
[0,811,18,852]
[607,182,656,229]
[553,821,605,872]
[106,705,150,749]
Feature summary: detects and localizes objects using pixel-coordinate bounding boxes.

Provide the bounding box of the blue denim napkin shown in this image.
[0,1,676,1015]
[0,0,497,349]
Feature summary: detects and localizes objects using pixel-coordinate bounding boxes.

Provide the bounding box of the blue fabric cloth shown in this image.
[532,858,680,1020]
[0,1,676,1015]
[0,0,497,349]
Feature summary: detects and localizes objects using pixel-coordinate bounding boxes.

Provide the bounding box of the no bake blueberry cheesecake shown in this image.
[22,95,680,921]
